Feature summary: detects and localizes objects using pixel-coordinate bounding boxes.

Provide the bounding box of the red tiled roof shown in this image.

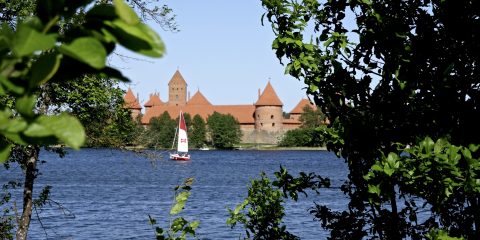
[214,105,255,124]
[141,104,255,124]
[123,88,142,109]
[290,99,315,114]
[168,70,187,86]
[144,93,164,107]
[255,82,283,106]
[187,91,212,106]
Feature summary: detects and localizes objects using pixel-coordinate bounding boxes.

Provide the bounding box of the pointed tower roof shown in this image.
[187,90,212,106]
[123,88,142,109]
[255,81,283,106]
[144,93,164,107]
[290,99,315,114]
[168,70,187,86]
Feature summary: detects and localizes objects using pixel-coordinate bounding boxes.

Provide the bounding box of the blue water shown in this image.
[1,149,348,239]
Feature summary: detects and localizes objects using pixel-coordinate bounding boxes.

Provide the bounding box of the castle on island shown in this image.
[123,70,314,144]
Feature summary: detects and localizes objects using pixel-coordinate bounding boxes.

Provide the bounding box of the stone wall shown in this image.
[241,129,286,144]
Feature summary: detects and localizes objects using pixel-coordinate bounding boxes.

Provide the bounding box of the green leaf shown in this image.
[371,164,383,172]
[113,0,140,25]
[86,4,117,21]
[189,220,200,230]
[16,95,37,118]
[176,191,191,202]
[0,23,14,51]
[35,113,85,149]
[368,184,380,196]
[136,23,165,57]
[171,217,188,232]
[170,191,191,215]
[59,37,106,69]
[23,122,53,137]
[13,24,56,57]
[0,141,12,163]
[30,53,62,87]
[100,67,130,82]
[105,20,165,57]
[0,75,25,95]
[3,118,27,135]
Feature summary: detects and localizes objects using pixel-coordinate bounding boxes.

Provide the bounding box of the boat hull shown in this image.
[170,153,190,161]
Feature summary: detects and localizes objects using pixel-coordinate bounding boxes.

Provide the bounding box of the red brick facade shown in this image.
[124,70,315,143]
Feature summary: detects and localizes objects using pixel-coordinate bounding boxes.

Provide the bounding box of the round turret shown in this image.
[254,82,283,131]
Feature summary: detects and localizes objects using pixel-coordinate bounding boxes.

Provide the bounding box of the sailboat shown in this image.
[170,111,191,161]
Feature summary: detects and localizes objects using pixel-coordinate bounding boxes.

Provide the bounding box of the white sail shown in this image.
[177,111,188,153]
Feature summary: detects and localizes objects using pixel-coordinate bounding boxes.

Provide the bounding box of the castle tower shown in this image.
[123,88,142,119]
[168,70,188,106]
[254,81,283,131]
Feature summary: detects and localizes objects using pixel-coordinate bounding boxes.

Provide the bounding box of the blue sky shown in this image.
[112,0,309,111]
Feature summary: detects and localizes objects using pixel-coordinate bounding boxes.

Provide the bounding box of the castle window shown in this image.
[261,123,263,126]
[271,115,274,119]
[272,123,275,127]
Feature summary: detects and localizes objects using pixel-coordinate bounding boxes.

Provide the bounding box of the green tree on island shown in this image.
[207,112,242,149]
[250,0,480,239]
[190,114,207,149]
[0,0,166,239]
[279,105,327,147]
[146,111,176,149]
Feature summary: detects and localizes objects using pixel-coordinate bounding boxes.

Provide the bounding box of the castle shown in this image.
[123,70,314,144]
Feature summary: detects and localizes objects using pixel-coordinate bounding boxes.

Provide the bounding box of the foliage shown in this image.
[228,166,330,239]
[0,0,36,28]
[227,172,299,240]
[146,111,176,148]
[0,181,20,240]
[206,112,242,149]
[149,178,200,240]
[279,105,326,147]
[278,127,324,147]
[262,0,480,239]
[364,138,480,239]
[0,0,164,161]
[0,0,164,238]
[43,75,139,147]
[298,105,325,129]
[189,114,207,149]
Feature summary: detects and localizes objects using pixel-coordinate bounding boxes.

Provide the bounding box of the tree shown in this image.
[190,114,207,149]
[0,1,164,239]
[262,0,480,239]
[207,112,242,149]
[146,111,176,149]
[279,105,326,147]
[298,105,326,129]
[43,75,138,147]
[228,172,299,240]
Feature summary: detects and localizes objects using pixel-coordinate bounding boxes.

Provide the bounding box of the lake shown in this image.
[1,149,348,239]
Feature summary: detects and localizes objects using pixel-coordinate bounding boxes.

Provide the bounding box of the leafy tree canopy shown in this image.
[207,112,242,149]
[0,0,165,238]
[146,111,176,149]
[262,0,480,239]
[190,114,207,149]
